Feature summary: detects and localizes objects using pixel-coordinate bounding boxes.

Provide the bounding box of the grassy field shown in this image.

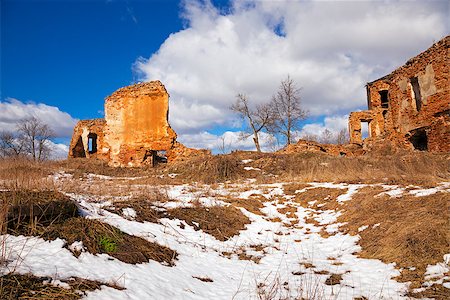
[0,151,449,299]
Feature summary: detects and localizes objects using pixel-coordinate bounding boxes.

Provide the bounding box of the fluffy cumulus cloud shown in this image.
[179,130,278,153]
[0,98,78,137]
[298,115,349,138]
[0,98,78,159]
[135,0,447,149]
[48,141,70,160]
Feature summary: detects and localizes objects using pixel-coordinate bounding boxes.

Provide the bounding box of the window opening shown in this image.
[379,90,389,108]
[361,121,370,139]
[87,133,97,154]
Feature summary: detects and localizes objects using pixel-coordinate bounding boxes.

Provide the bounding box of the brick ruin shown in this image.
[68,81,208,167]
[349,36,449,153]
[69,38,448,165]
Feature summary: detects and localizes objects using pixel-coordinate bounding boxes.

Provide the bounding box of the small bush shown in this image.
[98,236,118,252]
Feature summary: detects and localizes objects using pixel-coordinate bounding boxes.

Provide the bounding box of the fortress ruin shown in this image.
[348,36,449,153]
[68,81,206,167]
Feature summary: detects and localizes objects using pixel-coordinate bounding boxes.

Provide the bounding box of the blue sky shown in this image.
[1,0,448,155]
[2,0,185,119]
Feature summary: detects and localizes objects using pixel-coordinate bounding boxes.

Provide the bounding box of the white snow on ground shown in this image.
[122,207,137,219]
[2,180,448,299]
[243,167,261,171]
[419,254,450,289]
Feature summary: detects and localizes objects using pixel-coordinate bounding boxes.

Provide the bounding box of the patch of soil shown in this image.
[42,217,177,265]
[338,186,449,290]
[168,205,250,241]
[0,273,123,300]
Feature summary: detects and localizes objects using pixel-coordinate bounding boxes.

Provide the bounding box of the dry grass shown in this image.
[0,273,123,299]
[192,276,213,282]
[166,150,450,186]
[324,273,343,286]
[168,154,244,183]
[42,217,177,265]
[407,283,450,300]
[338,186,449,290]
[0,158,56,191]
[235,151,449,185]
[52,158,156,178]
[107,193,170,223]
[2,190,78,236]
[283,183,311,195]
[294,187,347,210]
[167,205,250,241]
[108,197,250,241]
[221,196,265,215]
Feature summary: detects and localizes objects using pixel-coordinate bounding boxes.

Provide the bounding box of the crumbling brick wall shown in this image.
[103,81,177,167]
[68,119,107,159]
[68,81,202,167]
[349,36,449,153]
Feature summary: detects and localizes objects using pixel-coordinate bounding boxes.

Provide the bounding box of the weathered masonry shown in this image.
[349,36,449,152]
[68,81,206,167]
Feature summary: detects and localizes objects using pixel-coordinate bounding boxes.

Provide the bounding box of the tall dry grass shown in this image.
[257,151,449,185]
[338,186,449,293]
[170,150,449,185]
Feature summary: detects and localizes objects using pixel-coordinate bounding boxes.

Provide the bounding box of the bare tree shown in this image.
[0,131,24,157]
[320,129,333,144]
[230,94,272,152]
[335,128,349,145]
[268,75,308,146]
[17,117,54,161]
[217,135,232,154]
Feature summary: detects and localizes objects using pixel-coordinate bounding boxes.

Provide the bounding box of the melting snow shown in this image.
[1,181,424,299]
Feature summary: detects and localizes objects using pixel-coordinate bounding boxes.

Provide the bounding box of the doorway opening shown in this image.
[409,129,428,151]
[72,136,86,158]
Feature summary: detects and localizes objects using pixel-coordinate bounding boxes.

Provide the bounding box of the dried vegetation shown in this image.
[0,273,123,299]
[337,186,449,291]
[167,205,250,241]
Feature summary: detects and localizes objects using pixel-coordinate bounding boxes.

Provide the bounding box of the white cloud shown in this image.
[135,0,448,135]
[297,114,371,141]
[179,130,278,153]
[298,115,349,138]
[48,141,70,160]
[0,98,78,137]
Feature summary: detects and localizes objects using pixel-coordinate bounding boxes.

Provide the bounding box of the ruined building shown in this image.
[68,81,206,167]
[349,36,449,153]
